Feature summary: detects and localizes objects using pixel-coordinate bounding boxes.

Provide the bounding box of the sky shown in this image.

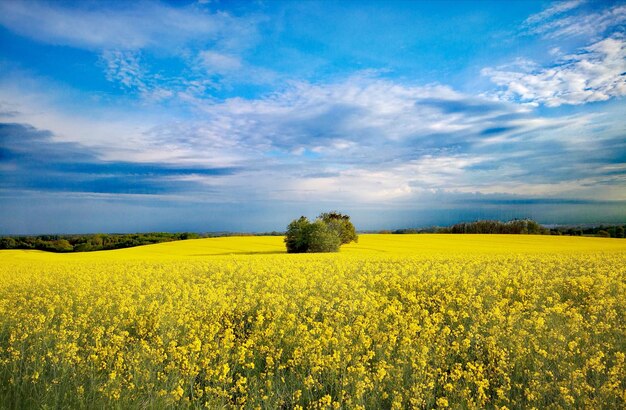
[0,0,625,234]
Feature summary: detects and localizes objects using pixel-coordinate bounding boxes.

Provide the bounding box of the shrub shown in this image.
[285,212,357,253]
[307,220,342,253]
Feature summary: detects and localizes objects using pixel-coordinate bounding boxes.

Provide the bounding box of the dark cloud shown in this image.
[0,123,92,162]
[461,196,626,206]
[0,123,239,195]
[417,98,511,116]
[480,126,517,135]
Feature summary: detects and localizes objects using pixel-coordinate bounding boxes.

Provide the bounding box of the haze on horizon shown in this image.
[0,0,625,234]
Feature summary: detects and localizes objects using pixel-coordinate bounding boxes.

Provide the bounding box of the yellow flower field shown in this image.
[1,235,625,409]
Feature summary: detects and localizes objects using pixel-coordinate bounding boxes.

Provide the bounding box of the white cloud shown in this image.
[193,50,277,85]
[101,50,197,102]
[453,176,626,200]
[523,0,585,26]
[523,2,626,40]
[102,51,147,90]
[482,36,626,107]
[0,1,254,52]
[198,51,243,74]
[0,1,265,100]
[285,154,490,204]
[203,75,529,157]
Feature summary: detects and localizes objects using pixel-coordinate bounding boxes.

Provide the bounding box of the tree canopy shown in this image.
[319,211,358,245]
[439,219,549,235]
[284,212,358,253]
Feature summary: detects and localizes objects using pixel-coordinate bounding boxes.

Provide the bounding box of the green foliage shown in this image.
[436,220,626,238]
[0,232,201,253]
[443,219,549,235]
[51,239,73,252]
[319,211,358,244]
[307,220,342,253]
[548,224,626,237]
[284,217,313,253]
[0,237,16,249]
[284,212,357,253]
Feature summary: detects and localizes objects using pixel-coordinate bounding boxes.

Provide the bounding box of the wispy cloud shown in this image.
[0,0,265,100]
[0,1,255,52]
[483,36,626,106]
[193,50,278,87]
[523,0,585,26]
[102,51,148,91]
[101,50,210,102]
[198,51,243,74]
[522,1,626,40]
[200,75,531,158]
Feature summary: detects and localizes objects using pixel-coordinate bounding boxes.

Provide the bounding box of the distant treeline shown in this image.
[209,231,285,237]
[0,231,286,253]
[388,219,625,238]
[442,219,548,234]
[0,232,202,253]
[547,224,625,238]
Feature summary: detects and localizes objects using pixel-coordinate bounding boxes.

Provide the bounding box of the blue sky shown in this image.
[0,0,625,234]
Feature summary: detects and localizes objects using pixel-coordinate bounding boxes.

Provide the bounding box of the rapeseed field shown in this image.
[1,235,625,409]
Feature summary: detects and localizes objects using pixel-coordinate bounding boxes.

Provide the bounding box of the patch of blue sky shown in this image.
[0,27,115,94]
[244,2,534,95]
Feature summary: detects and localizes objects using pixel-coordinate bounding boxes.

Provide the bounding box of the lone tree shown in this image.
[285,212,358,253]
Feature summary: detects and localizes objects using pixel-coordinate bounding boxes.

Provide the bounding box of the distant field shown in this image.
[1,235,625,408]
